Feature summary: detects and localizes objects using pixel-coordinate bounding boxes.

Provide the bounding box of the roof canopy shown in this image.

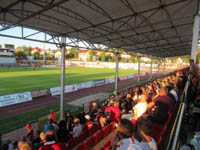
[0,0,199,57]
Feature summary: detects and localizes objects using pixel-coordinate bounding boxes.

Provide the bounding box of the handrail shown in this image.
[171,103,185,150]
[166,74,191,150]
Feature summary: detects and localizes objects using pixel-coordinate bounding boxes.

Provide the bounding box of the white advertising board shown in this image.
[105,78,115,84]
[50,84,78,96]
[127,75,134,79]
[0,92,32,107]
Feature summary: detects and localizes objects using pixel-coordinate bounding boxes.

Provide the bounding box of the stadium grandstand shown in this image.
[0,0,200,150]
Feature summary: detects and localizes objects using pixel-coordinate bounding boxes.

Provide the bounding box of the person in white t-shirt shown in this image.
[111,119,143,150]
[137,115,157,150]
[133,94,148,120]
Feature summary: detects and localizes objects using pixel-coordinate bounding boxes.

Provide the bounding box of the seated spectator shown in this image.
[111,119,142,150]
[20,142,32,150]
[6,139,13,150]
[39,131,66,150]
[1,143,9,150]
[168,83,178,102]
[38,132,46,148]
[133,94,148,120]
[56,120,68,143]
[138,115,157,150]
[72,118,82,138]
[32,130,41,150]
[25,123,34,138]
[84,115,93,130]
[44,119,55,133]
[99,113,107,128]
[13,141,18,150]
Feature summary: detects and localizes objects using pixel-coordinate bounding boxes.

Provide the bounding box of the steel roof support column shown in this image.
[60,36,66,121]
[163,59,166,73]
[114,52,119,94]
[150,58,153,79]
[158,59,160,76]
[191,14,200,63]
[138,56,141,84]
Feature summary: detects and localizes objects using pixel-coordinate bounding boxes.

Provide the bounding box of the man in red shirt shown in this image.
[25,123,34,138]
[152,87,174,113]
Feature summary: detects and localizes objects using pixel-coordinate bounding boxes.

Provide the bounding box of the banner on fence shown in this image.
[105,78,115,84]
[127,75,134,79]
[84,81,95,88]
[94,80,106,86]
[50,84,78,96]
[119,76,128,81]
[0,92,32,107]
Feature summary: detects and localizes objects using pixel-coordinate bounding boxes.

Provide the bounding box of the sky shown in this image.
[0,27,60,50]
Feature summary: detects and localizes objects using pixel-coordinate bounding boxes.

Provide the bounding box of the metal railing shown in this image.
[166,74,191,150]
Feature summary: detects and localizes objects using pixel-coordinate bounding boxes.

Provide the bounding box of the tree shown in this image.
[33,52,40,59]
[15,51,26,58]
[106,54,113,62]
[69,47,78,59]
[99,51,106,62]
[65,53,74,59]
[88,50,94,61]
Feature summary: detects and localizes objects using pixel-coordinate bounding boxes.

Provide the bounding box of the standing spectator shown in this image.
[44,119,55,133]
[49,110,56,123]
[64,112,73,132]
[25,124,34,138]
[152,87,174,113]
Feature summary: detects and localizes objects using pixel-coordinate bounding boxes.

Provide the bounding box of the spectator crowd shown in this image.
[1,64,197,150]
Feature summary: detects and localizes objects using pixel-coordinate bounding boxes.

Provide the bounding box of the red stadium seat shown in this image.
[109,121,116,131]
[93,132,100,145]
[94,123,100,132]
[74,143,84,150]
[88,136,95,147]
[66,138,77,150]
[103,125,110,138]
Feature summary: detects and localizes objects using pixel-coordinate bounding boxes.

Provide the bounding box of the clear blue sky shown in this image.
[0,27,58,49]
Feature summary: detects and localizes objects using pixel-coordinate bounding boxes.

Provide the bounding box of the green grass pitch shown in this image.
[0,66,145,96]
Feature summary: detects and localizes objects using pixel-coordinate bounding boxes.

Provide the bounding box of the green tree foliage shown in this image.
[88,50,94,61]
[106,54,113,62]
[15,51,26,58]
[130,56,138,63]
[16,46,32,56]
[65,53,74,59]
[69,47,78,59]
[99,51,106,62]
[33,52,40,59]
